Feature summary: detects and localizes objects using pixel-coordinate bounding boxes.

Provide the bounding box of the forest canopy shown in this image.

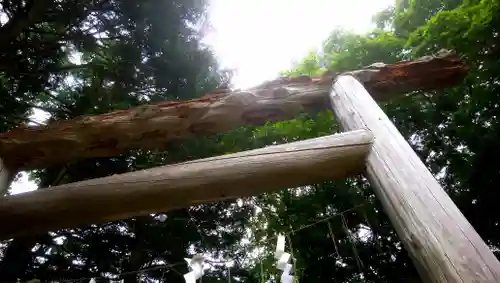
[0,0,499,283]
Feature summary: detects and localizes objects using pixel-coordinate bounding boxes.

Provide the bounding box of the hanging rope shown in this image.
[326,220,341,260]
[341,214,364,274]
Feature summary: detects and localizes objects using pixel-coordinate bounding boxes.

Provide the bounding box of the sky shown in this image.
[10,0,393,194]
[204,0,393,89]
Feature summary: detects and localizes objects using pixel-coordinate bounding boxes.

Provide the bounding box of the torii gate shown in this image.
[1,50,499,282]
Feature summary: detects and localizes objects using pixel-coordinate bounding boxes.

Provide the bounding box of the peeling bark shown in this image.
[0,50,469,170]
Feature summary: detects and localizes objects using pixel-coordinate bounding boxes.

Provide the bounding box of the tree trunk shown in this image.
[122,219,144,283]
[0,156,15,196]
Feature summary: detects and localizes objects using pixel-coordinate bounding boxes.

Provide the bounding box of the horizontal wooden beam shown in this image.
[0,50,468,170]
[0,129,373,239]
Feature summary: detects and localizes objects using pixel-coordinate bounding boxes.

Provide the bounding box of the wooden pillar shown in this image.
[330,75,500,282]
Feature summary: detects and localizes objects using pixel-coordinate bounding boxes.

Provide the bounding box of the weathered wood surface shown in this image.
[0,50,468,170]
[330,76,500,282]
[0,129,373,239]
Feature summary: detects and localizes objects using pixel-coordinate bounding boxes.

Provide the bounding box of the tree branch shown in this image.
[0,0,51,49]
[0,63,93,77]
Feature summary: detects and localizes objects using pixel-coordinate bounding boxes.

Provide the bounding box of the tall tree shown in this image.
[393,0,500,253]
[243,1,500,283]
[0,1,249,282]
[3,1,499,283]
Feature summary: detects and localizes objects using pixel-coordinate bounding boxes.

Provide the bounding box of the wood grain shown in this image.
[330,76,500,282]
[0,50,468,170]
[0,129,373,239]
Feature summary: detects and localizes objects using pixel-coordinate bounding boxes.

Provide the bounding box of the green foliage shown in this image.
[247,0,500,282]
[323,30,406,70]
[0,1,245,283]
[2,0,500,283]
[396,0,500,254]
[393,0,463,36]
[281,51,327,77]
[406,0,498,55]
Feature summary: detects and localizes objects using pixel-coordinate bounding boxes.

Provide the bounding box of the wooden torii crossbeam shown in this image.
[0,130,373,238]
[0,50,467,171]
[1,50,499,282]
